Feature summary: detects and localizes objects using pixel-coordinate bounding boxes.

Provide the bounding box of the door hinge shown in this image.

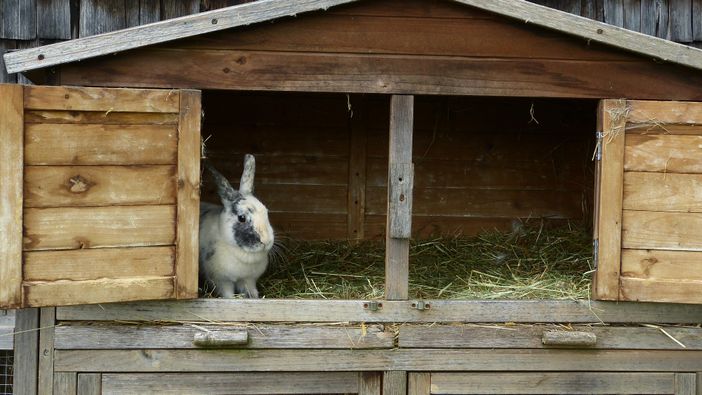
[592,238,599,269]
[594,131,604,161]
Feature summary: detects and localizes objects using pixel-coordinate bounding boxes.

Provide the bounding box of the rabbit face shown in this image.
[220,195,274,254]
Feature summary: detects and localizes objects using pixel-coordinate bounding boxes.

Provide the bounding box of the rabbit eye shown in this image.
[237,215,246,223]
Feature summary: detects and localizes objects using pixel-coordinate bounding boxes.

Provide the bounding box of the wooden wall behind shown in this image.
[201,91,596,240]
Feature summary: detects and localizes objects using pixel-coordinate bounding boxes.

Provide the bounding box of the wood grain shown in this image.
[101,372,359,394]
[408,373,431,395]
[24,247,175,281]
[24,123,178,165]
[359,372,382,395]
[77,373,101,395]
[175,90,201,299]
[23,205,176,251]
[53,348,702,372]
[429,372,674,394]
[383,371,407,395]
[593,100,626,301]
[54,323,392,350]
[348,105,367,240]
[0,84,23,308]
[53,372,76,395]
[622,210,702,251]
[13,308,39,395]
[37,307,55,395]
[623,171,702,212]
[25,110,178,125]
[620,277,702,303]
[624,134,702,173]
[37,0,71,39]
[24,85,179,112]
[24,165,177,208]
[24,276,176,307]
[628,100,702,124]
[622,249,702,281]
[55,299,702,324]
[674,372,696,395]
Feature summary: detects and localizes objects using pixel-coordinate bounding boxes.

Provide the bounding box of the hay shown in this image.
[259,220,593,300]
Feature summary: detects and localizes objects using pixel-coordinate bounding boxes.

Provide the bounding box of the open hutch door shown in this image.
[594,99,702,304]
[0,84,201,309]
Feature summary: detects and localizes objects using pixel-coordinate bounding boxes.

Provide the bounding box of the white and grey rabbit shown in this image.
[199,154,274,298]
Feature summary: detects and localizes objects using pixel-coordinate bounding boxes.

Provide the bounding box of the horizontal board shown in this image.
[24,124,178,165]
[622,249,702,281]
[102,372,359,394]
[366,187,583,218]
[625,124,702,135]
[23,205,176,251]
[55,299,702,324]
[242,185,348,215]
[620,277,702,304]
[24,246,175,281]
[178,13,630,61]
[24,165,176,207]
[399,325,702,349]
[623,171,702,212]
[54,349,702,372]
[627,100,702,125]
[24,110,179,125]
[59,48,702,100]
[365,215,523,239]
[624,133,702,173]
[0,324,13,350]
[429,372,674,394]
[204,127,349,157]
[269,212,348,240]
[24,85,180,113]
[55,323,392,349]
[622,210,702,251]
[24,276,175,307]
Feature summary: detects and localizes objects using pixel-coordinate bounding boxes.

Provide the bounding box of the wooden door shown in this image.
[0,84,200,308]
[594,99,702,303]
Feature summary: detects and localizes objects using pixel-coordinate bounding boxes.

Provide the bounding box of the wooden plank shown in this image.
[140,2,160,24]
[24,276,176,307]
[0,84,23,309]
[55,299,702,324]
[23,85,180,113]
[76,374,101,395]
[5,0,359,73]
[23,205,176,251]
[604,0,625,26]
[24,165,177,208]
[348,102,367,240]
[54,349,702,372]
[54,323,393,349]
[430,372,674,394]
[37,0,71,39]
[13,308,39,395]
[161,0,200,19]
[53,372,76,395]
[642,0,669,37]
[625,134,702,173]
[359,372,382,395]
[387,163,413,238]
[0,0,36,39]
[400,325,702,350]
[622,210,702,251]
[593,100,626,301]
[57,48,702,100]
[620,277,702,303]
[623,172,702,212]
[0,325,13,350]
[541,330,598,347]
[79,0,127,37]
[24,124,178,166]
[24,246,175,281]
[627,100,702,124]
[24,110,179,125]
[625,124,702,134]
[675,373,697,395]
[0,40,17,83]
[408,373,430,395]
[383,371,407,395]
[385,95,413,301]
[175,90,201,299]
[622,249,702,281]
[102,372,358,394]
[623,0,642,31]
[670,0,694,42]
[37,307,55,395]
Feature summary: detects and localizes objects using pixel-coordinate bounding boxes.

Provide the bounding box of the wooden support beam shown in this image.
[347,96,367,241]
[383,371,407,395]
[38,307,56,395]
[385,95,413,301]
[408,373,431,395]
[675,373,696,395]
[14,308,39,395]
[77,374,101,395]
[359,372,382,395]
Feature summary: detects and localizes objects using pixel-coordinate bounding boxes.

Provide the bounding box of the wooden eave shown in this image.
[5,0,702,74]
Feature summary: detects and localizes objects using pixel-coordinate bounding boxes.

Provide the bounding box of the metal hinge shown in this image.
[594,131,605,161]
[592,238,599,269]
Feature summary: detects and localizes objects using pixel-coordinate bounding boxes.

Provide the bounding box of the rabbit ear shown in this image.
[239,154,256,196]
[205,162,239,204]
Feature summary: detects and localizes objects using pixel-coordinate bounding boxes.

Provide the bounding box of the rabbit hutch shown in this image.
[4,0,702,393]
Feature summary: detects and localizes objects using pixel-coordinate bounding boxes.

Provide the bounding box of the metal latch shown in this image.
[411,301,431,311]
[363,301,382,311]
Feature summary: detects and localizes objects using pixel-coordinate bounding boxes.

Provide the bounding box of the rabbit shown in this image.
[199,154,274,298]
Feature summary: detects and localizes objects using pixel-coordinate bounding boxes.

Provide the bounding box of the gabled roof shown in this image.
[5,0,702,74]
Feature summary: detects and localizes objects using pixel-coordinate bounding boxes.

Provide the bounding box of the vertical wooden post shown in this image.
[675,373,696,395]
[385,95,413,301]
[358,371,381,395]
[38,307,56,395]
[13,308,39,395]
[53,372,77,394]
[0,84,24,309]
[77,373,102,395]
[408,373,431,395]
[348,95,367,241]
[175,89,201,299]
[383,371,407,395]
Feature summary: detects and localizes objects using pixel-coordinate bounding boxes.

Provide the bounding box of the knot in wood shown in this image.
[68,175,90,193]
